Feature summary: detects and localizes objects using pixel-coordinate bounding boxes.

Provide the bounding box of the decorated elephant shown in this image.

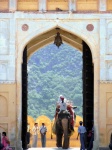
[52,106,76,149]
[56,111,71,149]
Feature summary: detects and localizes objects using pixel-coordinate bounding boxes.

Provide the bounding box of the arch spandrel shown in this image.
[17,21,99,63]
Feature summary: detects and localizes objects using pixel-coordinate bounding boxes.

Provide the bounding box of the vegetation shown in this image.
[28,43,83,120]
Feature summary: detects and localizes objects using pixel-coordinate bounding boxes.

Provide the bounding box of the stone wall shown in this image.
[0,4,112,149]
[1,0,112,12]
[99,82,112,147]
[0,84,16,146]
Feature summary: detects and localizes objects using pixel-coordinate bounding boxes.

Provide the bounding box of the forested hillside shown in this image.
[28,43,83,120]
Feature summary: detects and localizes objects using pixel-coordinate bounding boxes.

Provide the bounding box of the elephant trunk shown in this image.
[62,119,69,149]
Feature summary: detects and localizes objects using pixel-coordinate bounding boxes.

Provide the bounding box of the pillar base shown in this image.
[93,140,99,150]
[16,140,23,150]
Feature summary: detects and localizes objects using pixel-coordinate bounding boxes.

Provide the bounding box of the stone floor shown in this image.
[28,138,81,150]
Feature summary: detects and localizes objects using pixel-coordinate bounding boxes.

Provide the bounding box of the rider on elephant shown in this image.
[58,95,68,113]
[55,95,75,131]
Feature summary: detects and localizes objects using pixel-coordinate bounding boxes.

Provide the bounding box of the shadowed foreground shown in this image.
[28,148,80,150]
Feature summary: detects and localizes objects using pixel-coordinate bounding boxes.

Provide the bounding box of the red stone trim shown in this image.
[86,24,94,31]
[22,24,29,31]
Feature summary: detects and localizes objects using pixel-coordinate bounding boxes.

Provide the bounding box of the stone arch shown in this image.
[18,22,98,63]
[16,22,99,149]
[28,40,81,60]
[0,95,8,117]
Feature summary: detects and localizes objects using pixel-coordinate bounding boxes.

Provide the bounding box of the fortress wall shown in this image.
[0,10,112,149]
[0,84,16,146]
[99,82,112,147]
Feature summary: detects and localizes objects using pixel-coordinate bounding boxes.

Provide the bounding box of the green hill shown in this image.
[28,43,82,119]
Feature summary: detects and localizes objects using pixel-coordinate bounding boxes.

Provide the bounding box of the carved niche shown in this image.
[107,22,112,54]
[106,61,112,80]
[0,62,7,81]
[0,20,8,55]
[0,95,8,117]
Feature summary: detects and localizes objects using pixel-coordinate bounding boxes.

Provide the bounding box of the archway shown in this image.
[21,28,94,149]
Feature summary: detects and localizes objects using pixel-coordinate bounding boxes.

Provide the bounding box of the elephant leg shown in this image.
[63,136,69,149]
[56,120,63,148]
[56,133,63,147]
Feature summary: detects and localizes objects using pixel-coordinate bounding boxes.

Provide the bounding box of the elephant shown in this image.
[53,108,76,149]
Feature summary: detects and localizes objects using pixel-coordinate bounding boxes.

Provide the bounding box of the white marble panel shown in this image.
[9,0,17,11]
[107,22,112,54]
[69,0,76,12]
[108,35,112,54]
[0,57,15,82]
[0,62,8,81]
[38,0,46,12]
[0,20,9,55]
[99,0,106,11]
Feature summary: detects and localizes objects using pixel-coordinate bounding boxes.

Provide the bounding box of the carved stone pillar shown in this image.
[9,0,17,11]
[99,0,107,11]
[100,18,106,80]
[99,19,107,149]
[16,59,22,150]
[69,0,76,12]
[38,0,47,12]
